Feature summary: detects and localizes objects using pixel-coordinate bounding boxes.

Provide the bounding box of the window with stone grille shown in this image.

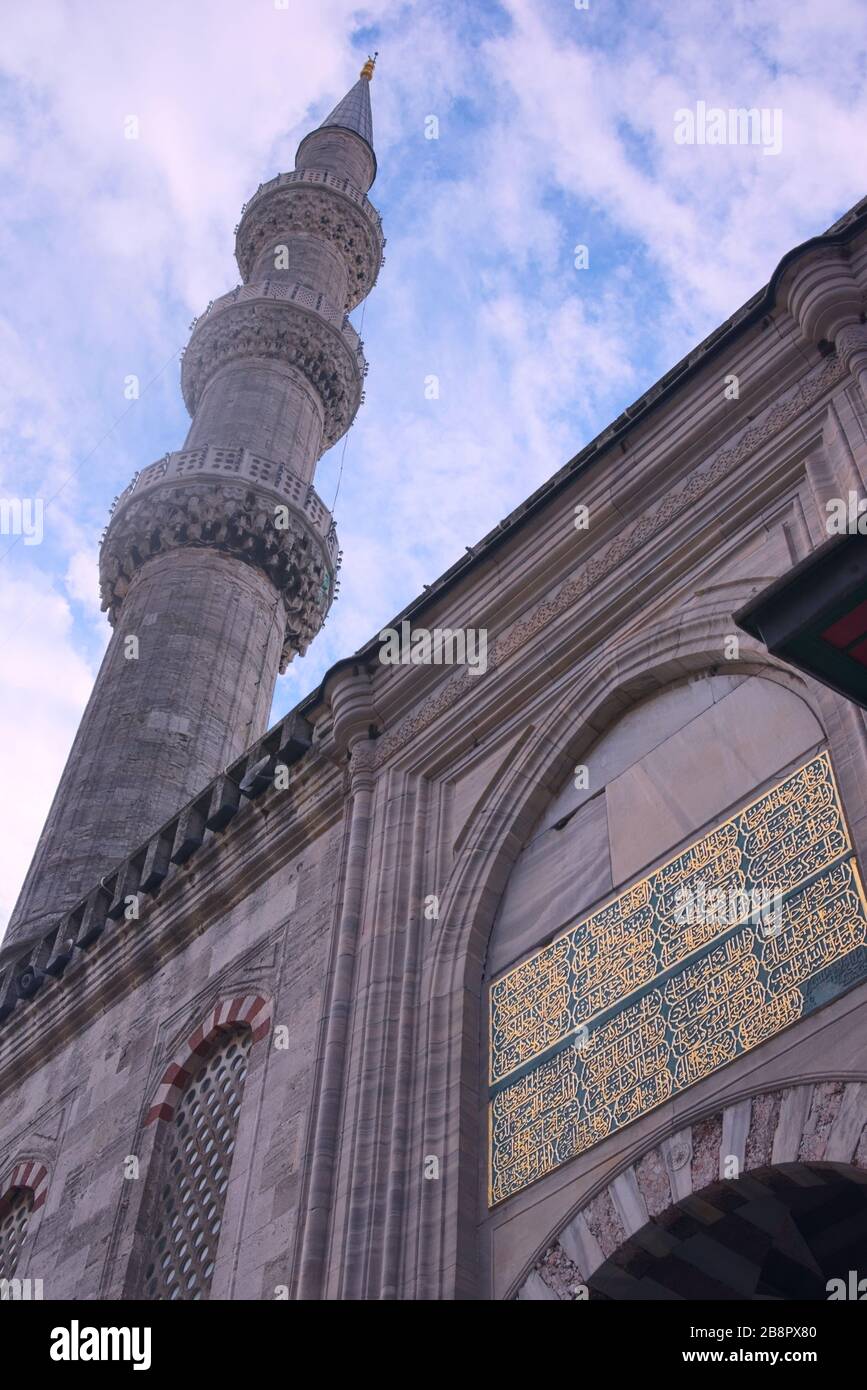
[143,1026,251,1300]
[0,1188,33,1282]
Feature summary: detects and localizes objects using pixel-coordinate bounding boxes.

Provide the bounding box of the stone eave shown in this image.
[0,713,342,1026]
[0,740,345,1085]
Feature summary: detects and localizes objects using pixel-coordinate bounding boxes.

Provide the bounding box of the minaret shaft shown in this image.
[5,63,382,945]
[182,362,325,481]
[10,549,283,938]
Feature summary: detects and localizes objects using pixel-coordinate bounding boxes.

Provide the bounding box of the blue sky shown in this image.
[1,0,866,929]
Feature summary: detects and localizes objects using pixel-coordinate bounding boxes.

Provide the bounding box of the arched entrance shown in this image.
[588,1162,867,1300]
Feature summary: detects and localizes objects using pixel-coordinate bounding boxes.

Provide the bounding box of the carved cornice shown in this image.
[235,181,384,309]
[181,284,366,451]
[99,478,335,666]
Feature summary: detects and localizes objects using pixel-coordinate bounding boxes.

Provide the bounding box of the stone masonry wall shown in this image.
[0,818,343,1300]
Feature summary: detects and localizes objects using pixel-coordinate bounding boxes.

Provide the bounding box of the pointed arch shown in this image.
[0,1159,49,1217]
[145,993,272,1125]
[0,1158,50,1283]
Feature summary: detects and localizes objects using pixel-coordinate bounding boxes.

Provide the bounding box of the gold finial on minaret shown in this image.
[360,51,378,80]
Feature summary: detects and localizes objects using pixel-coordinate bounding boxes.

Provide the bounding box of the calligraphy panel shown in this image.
[488,752,867,1206]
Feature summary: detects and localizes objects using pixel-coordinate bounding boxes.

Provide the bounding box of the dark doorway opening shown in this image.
[589,1163,867,1299]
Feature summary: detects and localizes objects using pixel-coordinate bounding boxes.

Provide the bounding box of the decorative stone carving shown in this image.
[835,323,867,358]
[668,1138,692,1171]
[100,479,335,667]
[204,276,364,340]
[239,165,382,232]
[181,288,366,451]
[349,739,378,770]
[235,180,384,308]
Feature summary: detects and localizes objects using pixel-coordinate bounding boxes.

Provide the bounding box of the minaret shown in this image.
[4,59,384,946]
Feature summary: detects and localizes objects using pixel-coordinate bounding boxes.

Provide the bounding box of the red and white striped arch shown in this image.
[0,1159,49,1217]
[145,993,272,1126]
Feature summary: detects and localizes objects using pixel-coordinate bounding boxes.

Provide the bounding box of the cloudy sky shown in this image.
[1,0,866,931]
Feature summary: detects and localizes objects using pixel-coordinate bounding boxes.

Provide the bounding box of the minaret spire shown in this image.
[315,73,375,160]
[4,68,385,947]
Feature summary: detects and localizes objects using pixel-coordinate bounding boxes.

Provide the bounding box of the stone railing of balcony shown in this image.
[237,167,383,234]
[108,447,339,561]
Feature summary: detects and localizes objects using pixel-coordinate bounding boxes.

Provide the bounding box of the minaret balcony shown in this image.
[181,279,367,452]
[100,445,339,664]
[108,445,337,558]
[234,167,384,310]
